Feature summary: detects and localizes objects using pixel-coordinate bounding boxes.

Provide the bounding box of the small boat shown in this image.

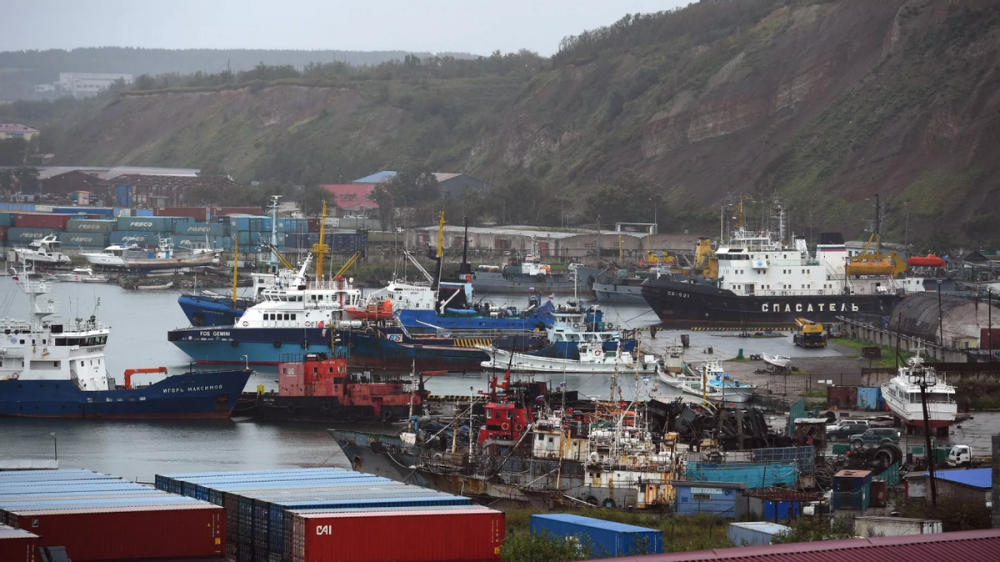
[344,299,394,321]
[82,239,218,271]
[881,353,956,431]
[136,281,174,291]
[906,254,946,268]
[479,342,657,374]
[53,267,108,283]
[761,352,792,370]
[659,360,754,403]
[13,235,72,265]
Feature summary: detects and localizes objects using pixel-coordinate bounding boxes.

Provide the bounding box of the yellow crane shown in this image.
[311,201,331,280]
[794,317,826,348]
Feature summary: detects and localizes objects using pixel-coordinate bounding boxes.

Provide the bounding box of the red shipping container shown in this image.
[0,226,7,242]
[308,218,322,233]
[293,508,503,562]
[14,214,72,230]
[216,206,264,216]
[7,504,224,561]
[981,328,1000,352]
[0,527,38,562]
[157,207,210,221]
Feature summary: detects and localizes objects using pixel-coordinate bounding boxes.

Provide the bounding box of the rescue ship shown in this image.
[642,197,916,327]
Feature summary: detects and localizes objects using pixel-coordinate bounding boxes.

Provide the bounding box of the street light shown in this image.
[50,432,57,463]
[908,358,938,508]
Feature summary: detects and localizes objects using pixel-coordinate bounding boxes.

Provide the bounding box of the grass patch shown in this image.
[831,338,913,369]
[804,389,827,398]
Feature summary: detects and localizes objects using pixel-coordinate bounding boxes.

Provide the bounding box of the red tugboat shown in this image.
[253,347,431,423]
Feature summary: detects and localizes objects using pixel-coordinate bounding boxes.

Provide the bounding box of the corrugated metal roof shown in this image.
[353,171,397,183]
[602,529,1000,561]
[533,513,659,533]
[924,468,991,489]
[320,184,379,209]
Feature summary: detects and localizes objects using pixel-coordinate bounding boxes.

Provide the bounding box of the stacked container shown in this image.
[0,470,225,561]
[0,523,39,562]
[157,467,499,562]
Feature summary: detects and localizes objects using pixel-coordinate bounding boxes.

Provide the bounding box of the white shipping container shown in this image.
[728,522,790,547]
[853,516,942,537]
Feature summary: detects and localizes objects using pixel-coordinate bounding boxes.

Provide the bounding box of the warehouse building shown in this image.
[352,171,489,197]
[405,225,703,263]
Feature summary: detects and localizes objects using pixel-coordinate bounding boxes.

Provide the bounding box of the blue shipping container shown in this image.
[7,227,53,244]
[57,232,109,248]
[0,213,14,227]
[117,216,174,231]
[857,387,884,410]
[685,462,798,489]
[66,219,117,233]
[674,482,745,518]
[530,514,663,558]
[174,222,229,236]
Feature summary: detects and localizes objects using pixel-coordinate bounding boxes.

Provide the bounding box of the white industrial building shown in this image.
[54,73,134,98]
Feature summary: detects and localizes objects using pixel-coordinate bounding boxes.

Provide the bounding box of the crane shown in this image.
[794,317,826,348]
[312,201,331,281]
[333,252,361,279]
[260,243,296,272]
[123,367,168,390]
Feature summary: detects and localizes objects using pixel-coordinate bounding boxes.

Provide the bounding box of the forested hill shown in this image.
[7,0,1000,247]
[0,47,479,100]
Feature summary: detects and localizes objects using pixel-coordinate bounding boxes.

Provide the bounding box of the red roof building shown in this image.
[321,184,378,216]
[602,529,1000,561]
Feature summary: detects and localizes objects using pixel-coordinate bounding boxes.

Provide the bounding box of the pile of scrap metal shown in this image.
[648,398,792,450]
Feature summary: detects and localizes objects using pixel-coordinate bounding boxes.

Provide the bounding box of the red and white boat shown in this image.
[881,355,956,431]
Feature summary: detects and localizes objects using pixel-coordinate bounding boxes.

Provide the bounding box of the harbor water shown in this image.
[4,277,996,482]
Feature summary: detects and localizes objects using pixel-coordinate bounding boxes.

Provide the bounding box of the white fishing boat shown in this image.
[52,267,108,283]
[881,354,956,431]
[13,235,72,265]
[659,360,755,403]
[479,342,657,374]
[82,239,218,270]
[761,353,792,370]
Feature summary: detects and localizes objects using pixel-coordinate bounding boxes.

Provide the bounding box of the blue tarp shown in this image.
[685,462,797,489]
[857,387,884,410]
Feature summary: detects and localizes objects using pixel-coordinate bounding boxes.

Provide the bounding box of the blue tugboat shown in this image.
[0,271,250,419]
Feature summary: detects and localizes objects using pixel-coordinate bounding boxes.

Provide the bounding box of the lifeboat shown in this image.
[907,254,946,268]
[845,251,907,276]
[345,299,394,321]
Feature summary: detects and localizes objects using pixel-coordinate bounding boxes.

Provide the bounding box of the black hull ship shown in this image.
[640,279,900,327]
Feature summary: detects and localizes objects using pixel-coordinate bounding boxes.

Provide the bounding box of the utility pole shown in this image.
[910,360,938,508]
[937,280,944,347]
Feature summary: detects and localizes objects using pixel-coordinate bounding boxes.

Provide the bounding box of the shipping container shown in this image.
[174,221,229,236]
[0,470,117,483]
[278,218,310,233]
[14,213,72,230]
[237,231,263,247]
[6,503,224,562]
[157,207,211,221]
[0,524,38,562]
[185,474,384,502]
[0,203,36,212]
[51,206,90,216]
[292,508,503,562]
[308,218,321,233]
[229,216,273,233]
[0,213,14,227]
[58,232,109,248]
[7,227,56,245]
[109,230,163,247]
[0,226,6,242]
[65,219,117,233]
[530,514,662,558]
[217,206,264,217]
[728,522,790,547]
[116,216,178,232]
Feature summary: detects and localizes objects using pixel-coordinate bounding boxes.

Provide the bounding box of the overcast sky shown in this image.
[4,0,692,56]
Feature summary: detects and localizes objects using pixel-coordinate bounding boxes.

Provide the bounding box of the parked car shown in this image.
[825,418,870,433]
[826,423,870,442]
[849,428,900,448]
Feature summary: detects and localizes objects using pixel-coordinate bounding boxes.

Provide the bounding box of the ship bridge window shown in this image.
[538,434,544,441]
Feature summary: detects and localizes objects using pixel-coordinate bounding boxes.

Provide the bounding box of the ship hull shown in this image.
[397,302,555,334]
[592,281,646,303]
[177,294,251,327]
[168,327,489,369]
[0,370,251,418]
[252,396,418,423]
[641,278,900,327]
[330,430,663,509]
[470,271,578,294]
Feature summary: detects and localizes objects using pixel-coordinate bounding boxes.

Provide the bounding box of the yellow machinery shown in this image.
[794,317,826,348]
[694,238,718,279]
[311,201,331,280]
[845,193,906,277]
